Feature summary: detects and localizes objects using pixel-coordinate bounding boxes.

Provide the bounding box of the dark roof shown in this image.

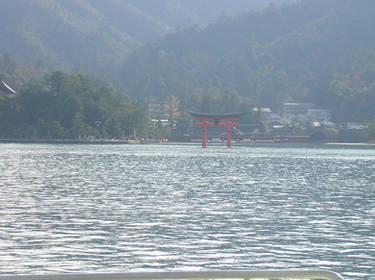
[0,80,16,95]
[190,111,244,119]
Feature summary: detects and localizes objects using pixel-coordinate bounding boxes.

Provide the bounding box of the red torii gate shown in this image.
[190,112,243,148]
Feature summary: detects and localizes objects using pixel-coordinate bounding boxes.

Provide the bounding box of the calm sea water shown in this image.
[0,143,374,279]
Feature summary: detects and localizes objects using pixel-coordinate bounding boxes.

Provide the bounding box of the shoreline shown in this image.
[324,142,375,146]
[1,138,375,147]
[0,138,139,144]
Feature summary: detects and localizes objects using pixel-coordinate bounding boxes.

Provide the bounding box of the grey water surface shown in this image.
[0,143,374,279]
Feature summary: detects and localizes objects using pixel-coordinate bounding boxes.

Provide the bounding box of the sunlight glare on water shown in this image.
[0,143,374,279]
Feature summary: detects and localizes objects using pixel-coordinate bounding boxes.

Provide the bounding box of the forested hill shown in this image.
[0,0,292,74]
[120,0,375,122]
[0,0,137,72]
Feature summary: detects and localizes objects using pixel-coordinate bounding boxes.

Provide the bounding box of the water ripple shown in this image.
[0,144,374,279]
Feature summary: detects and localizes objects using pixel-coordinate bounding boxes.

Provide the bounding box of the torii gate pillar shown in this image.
[226,119,232,148]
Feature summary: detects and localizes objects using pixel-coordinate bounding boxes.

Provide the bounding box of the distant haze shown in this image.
[127,0,298,29]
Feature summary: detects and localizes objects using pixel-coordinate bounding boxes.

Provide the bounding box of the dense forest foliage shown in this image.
[0,56,259,140]
[0,0,290,76]
[0,0,145,75]
[119,0,375,123]
[0,71,147,139]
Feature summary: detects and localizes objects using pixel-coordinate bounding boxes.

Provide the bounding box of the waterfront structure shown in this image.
[190,112,243,148]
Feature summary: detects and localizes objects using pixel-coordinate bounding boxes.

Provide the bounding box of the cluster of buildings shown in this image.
[240,103,334,143]
[259,102,333,129]
[144,97,368,143]
[145,98,333,128]
[244,102,369,143]
[280,103,332,126]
